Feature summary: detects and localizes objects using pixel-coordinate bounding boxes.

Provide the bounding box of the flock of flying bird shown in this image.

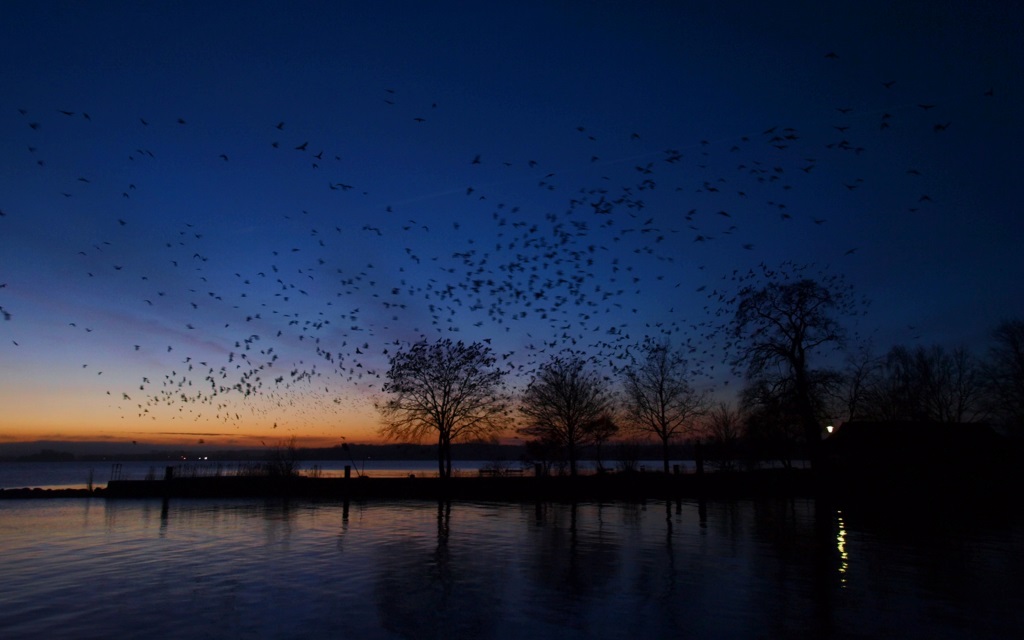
[1,54,1001,442]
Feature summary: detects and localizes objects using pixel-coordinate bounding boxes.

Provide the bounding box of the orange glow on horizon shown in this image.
[0,387,391,448]
[0,357,528,451]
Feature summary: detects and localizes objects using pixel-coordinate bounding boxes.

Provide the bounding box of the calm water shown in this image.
[1,497,1021,639]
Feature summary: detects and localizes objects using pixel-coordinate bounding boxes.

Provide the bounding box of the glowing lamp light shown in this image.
[826,425,834,434]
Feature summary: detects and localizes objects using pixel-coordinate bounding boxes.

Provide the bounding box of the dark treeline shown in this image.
[710,317,1024,472]
[374,264,1024,478]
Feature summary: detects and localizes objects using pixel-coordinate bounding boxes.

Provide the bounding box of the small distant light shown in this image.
[826,425,834,434]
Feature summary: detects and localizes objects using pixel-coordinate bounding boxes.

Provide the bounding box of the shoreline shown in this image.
[2,470,800,500]
[1,467,1015,504]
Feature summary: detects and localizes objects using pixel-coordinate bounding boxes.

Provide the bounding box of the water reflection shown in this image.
[160,496,169,535]
[524,502,623,632]
[373,500,504,639]
[836,509,849,585]
[1,498,1022,639]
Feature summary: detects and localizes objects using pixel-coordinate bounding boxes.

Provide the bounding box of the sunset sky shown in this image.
[2,1,1022,450]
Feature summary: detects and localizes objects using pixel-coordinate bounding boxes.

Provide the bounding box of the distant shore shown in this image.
[0,487,101,499]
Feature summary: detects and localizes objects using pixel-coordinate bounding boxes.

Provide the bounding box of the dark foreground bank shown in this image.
[2,465,1017,505]
[4,470,798,501]
[101,471,810,501]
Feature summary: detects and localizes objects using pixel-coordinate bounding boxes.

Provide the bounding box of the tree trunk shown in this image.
[793,364,821,469]
[661,435,670,474]
[437,433,447,479]
[443,433,453,479]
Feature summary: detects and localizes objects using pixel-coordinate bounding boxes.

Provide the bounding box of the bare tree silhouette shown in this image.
[622,341,708,474]
[731,265,856,466]
[377,338,511,478]
[983,319,1024,436]
[519,355,612,476]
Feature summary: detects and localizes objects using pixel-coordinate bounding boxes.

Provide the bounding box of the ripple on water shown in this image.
[1,498,1023,639]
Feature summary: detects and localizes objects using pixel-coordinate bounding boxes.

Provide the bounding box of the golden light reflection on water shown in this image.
[836,509,849,586]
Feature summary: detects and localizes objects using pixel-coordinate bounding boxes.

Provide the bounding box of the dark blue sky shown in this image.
[2,1,1022,446]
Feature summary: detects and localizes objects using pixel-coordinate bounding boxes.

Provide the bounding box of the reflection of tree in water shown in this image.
[623,500,711,636]
[260,500,295,548]
[374,501,503,640]
[147,500,298,546]
[743,498,838,637]
[643,500,687,631]
[524,502,622,632]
